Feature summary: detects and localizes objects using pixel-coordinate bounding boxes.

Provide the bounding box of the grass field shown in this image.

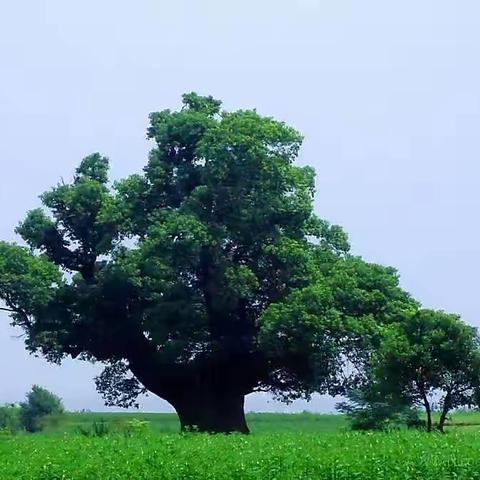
[41,411,347,435]
[3,411,480,479]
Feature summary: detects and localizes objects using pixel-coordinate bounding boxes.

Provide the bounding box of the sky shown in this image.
[0,0,479,412]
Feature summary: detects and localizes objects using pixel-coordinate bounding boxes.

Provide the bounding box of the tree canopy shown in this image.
[370,310,480,432]
[0,93,475,433]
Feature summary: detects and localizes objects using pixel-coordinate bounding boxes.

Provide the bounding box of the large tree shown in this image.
[0,93,414,433]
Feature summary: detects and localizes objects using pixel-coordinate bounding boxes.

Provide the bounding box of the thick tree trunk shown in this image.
[127,344,256,434]
[172,391,249,434]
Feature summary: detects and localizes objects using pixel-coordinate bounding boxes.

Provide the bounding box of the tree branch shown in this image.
[0,307,15,313]
[0,306,32,328]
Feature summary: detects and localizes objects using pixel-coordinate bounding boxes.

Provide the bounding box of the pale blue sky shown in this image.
[0,0,479,412]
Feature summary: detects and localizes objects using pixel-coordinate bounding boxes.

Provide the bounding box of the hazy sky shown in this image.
[0,0,479,412]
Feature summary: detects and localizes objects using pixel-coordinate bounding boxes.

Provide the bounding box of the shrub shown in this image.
[337,388,423,431]
[123,419,150,436]
[0,404,22,434]
[76,419,110,437]
[20,385,64,432]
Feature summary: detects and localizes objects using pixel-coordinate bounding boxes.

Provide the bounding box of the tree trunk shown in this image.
[422,393,432,432]
[438,393,451,433]
[172,390,249,434]
[438,408,448,433]
[127,346,254,434]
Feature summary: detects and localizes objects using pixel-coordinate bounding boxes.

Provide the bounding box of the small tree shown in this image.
[20,385,64,432]
[372,310,480,432]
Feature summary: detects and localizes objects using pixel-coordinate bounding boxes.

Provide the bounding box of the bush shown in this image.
[0,404,22,434]
[123,419,150,436]
[20,385,64,433]
[337,388,423,431]
[76,419,110,437]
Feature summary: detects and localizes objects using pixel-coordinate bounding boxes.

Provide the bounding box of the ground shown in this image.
[2,412,480,479]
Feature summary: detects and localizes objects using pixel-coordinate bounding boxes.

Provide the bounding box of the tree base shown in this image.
[174,392,249,434]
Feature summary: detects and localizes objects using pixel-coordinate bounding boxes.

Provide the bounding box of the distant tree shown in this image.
[20,385,64,432]
[371,310,480,432]
[0,93,418,433]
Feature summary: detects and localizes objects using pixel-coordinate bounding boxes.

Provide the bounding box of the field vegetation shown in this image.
[2,412,480,479]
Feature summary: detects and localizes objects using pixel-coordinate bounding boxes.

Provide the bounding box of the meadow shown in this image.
[2,412,480,479]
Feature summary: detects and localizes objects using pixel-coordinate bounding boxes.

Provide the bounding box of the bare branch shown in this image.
[0,307,15,313]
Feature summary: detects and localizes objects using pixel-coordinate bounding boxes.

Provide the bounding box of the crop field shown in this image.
[2,412,480,479]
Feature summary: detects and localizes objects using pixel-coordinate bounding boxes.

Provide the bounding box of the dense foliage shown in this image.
[0,93,418,432]
[20,385,64,433]
[0,405,21,434]
[0,93,478,432]
[368,310,480,431]
[337,388,422,431]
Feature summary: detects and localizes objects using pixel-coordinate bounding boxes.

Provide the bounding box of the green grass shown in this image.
[437,410,480,426]
[3,412,480,479]
[41,411,346,435]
